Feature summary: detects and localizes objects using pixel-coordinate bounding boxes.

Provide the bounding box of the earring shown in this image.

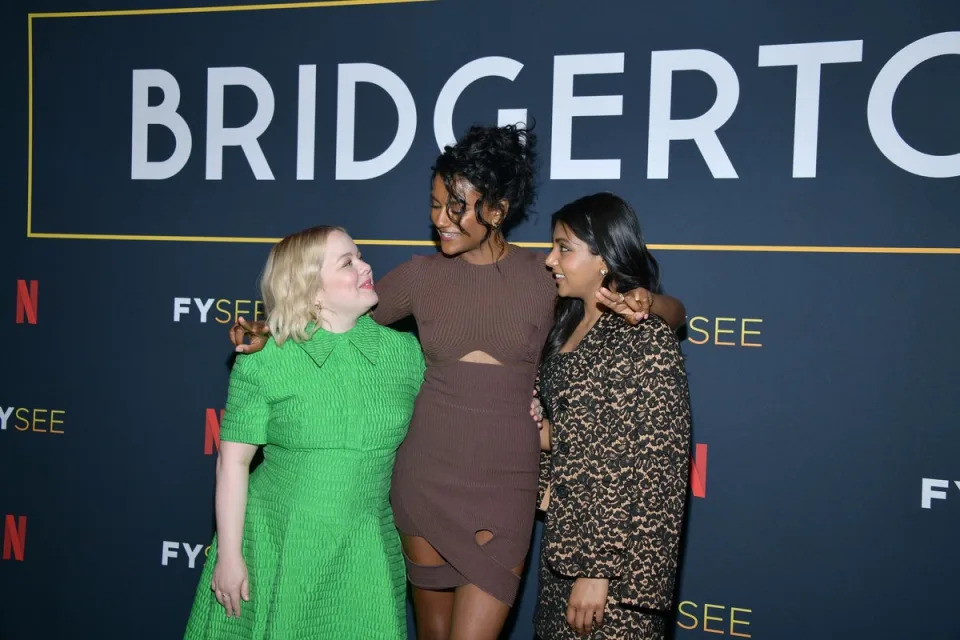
[600,268,608,276]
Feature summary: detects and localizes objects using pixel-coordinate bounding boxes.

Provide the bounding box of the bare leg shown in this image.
[449,531,523,640]
[403,534,456,640]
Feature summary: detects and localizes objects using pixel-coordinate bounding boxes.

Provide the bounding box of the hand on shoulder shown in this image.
[231,316,270,354]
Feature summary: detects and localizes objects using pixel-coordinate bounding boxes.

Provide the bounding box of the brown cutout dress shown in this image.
[372,246,556,605]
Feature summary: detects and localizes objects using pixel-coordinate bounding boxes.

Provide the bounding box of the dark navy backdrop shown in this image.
[2,1,958,639]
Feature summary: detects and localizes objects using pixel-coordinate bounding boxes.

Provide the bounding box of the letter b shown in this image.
[131,69,192,180]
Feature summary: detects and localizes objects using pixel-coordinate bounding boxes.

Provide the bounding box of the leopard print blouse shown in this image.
[537,312,691,612]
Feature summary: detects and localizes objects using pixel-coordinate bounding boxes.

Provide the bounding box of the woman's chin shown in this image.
[438,241,463,256]
[555,284,586,302]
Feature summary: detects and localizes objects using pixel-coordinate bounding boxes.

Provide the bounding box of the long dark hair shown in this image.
[431,124,537,242]
[541,193,662,362]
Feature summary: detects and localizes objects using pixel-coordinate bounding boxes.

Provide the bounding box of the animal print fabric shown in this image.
[535,313,691,638]
[535,564,666,639]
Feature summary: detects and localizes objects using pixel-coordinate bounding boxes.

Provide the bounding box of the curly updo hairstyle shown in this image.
[432,124,537,240]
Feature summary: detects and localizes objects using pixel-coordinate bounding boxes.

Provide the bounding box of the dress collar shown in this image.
[293,314,380,368]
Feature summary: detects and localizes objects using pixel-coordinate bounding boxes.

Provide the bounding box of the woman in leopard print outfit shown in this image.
[533,193,692,639]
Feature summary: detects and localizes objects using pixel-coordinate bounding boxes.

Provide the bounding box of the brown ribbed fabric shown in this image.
[372,246,557,605]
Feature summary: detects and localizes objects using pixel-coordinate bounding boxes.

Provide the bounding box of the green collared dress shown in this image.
[184,315,424,639]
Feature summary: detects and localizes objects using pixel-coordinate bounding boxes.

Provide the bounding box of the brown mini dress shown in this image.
[372,247,557,605]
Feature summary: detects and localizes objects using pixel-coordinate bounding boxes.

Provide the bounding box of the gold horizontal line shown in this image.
[28,0,432,19]
[25,232,960,254]
[29,232,282,243]
[27,232,441,245]
[523,242,960,254]
[644,243,960,255]
[352,239,437,246]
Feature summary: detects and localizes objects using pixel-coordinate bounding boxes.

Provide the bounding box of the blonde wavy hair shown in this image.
[260,225,345,346]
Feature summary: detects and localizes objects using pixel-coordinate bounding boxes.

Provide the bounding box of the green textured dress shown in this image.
[184,315,424,639]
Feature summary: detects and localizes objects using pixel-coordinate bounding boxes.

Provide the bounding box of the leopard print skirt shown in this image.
[534,562,667,640]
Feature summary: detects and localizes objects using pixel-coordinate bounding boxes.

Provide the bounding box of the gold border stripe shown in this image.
[25,0,434,238]
[26,15,34,238]
[28,0,434,19]
[25,0,960,257]
[640,244,960,255]
[25,232,960,254]
[29,232,287,244]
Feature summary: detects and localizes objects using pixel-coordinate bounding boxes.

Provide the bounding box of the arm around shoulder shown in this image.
[372,256,423,326]
[650,292,686,331]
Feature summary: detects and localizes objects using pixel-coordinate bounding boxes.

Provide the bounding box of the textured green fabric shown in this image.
[185,315,424,639]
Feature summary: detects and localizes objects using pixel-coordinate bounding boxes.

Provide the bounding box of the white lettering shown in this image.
[206,67,276,180]
[758,41,864,177]
[647,49,740,179]
[161,540,179,566]
[173,297,191,322]
[335,63,417,180]
[131,69,192,180]
[297,64,317,181]
[868,32,960,178]
[183,542,204,569]
[194,298,214,323]
[550,53,624,180]
[921,478,950,509]
[433,56,526,150]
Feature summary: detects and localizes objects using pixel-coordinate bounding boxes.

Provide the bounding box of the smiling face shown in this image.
[429,174,505,258]
[544,221,605,301]
[314,230,378,319]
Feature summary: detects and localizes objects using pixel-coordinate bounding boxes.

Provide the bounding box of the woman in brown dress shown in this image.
[533,193,692,639]
[233,126,687,639]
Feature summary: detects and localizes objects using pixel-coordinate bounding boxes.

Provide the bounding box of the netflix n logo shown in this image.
[3,514,27,561]
[691,443,707,499]
[16,280,38,325]
[205,408,224,455]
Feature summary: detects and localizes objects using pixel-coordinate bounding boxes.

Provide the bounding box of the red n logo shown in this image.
[205,409,224,455]
[16,280,38,325]
[3,515,27,561]
[690,443,708,498]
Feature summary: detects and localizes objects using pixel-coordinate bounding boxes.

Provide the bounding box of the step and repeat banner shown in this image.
[2,0,958,638]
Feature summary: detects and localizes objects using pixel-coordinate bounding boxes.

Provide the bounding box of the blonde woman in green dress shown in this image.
[184,226,425,639]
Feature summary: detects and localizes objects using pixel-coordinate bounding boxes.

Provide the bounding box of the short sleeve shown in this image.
[220,354,269,446]
[372,257,421,326]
